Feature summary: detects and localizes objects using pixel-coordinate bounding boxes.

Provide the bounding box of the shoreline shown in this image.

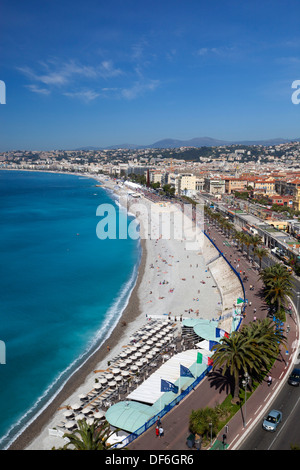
[6,173,147,450]
[8,238,146,450]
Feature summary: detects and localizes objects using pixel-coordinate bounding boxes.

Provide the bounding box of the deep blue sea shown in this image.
[0,170,140,449]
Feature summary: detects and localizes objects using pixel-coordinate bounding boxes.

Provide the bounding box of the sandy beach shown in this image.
[7,175,242,450]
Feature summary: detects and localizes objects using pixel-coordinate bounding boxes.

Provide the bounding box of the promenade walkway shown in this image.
[128,222,300,451]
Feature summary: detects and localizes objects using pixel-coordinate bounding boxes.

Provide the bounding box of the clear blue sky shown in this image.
[1,0,300,150]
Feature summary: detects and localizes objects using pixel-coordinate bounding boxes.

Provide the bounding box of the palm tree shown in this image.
[243,234,253,259]
[251,234,262,252]
[240,319,286,378]
[239,232,249,254]
[235,231,244,251]
[59,419,115,450]
[260,264,293,318]
[211,332,262,403]
[253,246,268,269]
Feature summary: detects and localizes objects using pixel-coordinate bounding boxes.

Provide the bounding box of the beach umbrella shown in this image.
[86,417,94,426]
[65,420,77,429]
[94,383,102,390]
[143,345,151,351]
[135,351,142,358]
[75,413,85,421]
[135,360,144,368]
[119,352,128,359]
[98,377,107,384]
[105,373,113,380]
[146,352,155,360]
[118,362,127,369]
[155,332,164,339]
[156,342,163,348]
[63,410,74,418]
[115,375,122,383]
[139,347,147,353]
[93,411,105,419]
[108,380,117,388]
[130,346,137,353]
[71,403,81,411]
[112,368,121,375]
[82,407,93,415]
[78,394,87,401]
[146,339,154,346]
[130,365,138,372]
[121,370,130,378]
[125,358,132,365]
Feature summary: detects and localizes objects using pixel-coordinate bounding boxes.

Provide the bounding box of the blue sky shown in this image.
[1,0,300,150]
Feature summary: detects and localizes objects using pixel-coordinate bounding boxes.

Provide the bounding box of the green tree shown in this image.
[58,419,115,450]
[211,332,259,403]
[243,234,253,259]
[162,184,175,197]
[240,319,286,380]
[189,407,218,441]
[253,246,268,269]
[260,264,293,319]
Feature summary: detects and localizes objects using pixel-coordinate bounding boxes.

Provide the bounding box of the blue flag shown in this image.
[209,340,219,351]
[161,379,178,394]
[180,364,194,378]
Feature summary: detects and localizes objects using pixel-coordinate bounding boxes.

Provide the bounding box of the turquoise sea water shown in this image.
[0,170,140,449]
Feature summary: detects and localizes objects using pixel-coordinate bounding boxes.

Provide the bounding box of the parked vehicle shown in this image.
[288,368,300,387]
[262,409,282,432]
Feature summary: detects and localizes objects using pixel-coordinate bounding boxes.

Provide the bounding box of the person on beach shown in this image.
[155,426,159,438]
[159,426,164,438]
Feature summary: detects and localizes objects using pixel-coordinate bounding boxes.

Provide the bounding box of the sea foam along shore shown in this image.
[9,174,237,450]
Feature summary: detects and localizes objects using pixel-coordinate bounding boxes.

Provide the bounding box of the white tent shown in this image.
[127,349,200,405]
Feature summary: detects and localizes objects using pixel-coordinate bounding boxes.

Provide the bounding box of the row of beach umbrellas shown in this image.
[62,323,176,428]
[129,323,174,344]
[63,408,105,429]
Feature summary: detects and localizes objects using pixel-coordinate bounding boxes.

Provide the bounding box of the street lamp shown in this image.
[242,372,250,428]
[296,292,300,314]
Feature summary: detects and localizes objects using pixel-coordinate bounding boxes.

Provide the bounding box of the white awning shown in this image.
[127,349,199,405]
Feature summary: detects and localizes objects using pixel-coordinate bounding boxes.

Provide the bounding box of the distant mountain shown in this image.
[148,137,230,148]
[74,136,300,151]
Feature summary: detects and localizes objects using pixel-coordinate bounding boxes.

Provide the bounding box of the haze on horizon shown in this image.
[1,0,300,151]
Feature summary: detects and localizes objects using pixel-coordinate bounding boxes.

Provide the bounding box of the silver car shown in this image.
[262,409,282,432]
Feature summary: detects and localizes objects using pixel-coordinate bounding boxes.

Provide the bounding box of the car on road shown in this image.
[262,409,282,432]
[288,368,300,387]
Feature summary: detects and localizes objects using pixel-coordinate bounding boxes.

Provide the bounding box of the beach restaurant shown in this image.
[105,315,241,447]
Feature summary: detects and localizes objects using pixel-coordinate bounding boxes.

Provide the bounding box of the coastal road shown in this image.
[239,379,300,450]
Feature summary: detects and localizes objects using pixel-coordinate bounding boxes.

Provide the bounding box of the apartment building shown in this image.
[224,177,248,194]
[204,177,225,195]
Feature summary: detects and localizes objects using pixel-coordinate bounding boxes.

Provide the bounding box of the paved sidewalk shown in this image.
[128,224,300,451]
